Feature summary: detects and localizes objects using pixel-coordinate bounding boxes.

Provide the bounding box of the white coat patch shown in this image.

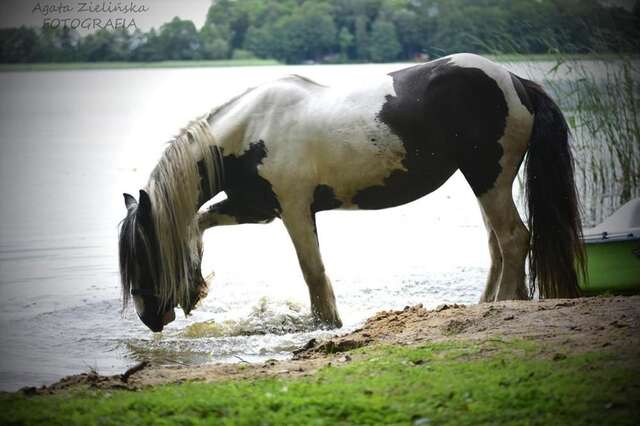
[240,75,408,207]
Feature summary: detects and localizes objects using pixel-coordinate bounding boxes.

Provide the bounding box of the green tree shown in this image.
[128,28,163,61]
[270,3,337,63]
[78,30,116,61]
[0,27,41,62]
[205,0,248,51]
[157,17,202,60]
[200,24,230,60]
[338,26,354,60]
[354,15,369,60]
[368,18,401,62]
[37,26,80,61]
[428,1,509,54]
[244,24,277,59]
[390,8,422,58]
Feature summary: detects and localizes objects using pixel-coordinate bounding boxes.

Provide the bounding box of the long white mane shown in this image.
[146,117,224,311]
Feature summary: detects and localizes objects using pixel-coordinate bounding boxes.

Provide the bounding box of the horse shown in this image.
[119,53,584,332]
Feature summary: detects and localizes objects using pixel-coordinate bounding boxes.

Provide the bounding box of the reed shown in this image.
[546,54,640,226]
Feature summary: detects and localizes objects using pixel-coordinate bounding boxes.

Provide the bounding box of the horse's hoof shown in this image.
[314,314,342,329]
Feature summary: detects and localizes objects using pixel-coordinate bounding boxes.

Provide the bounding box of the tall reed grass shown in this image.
[476,28,639,227]
[546,55,639,226]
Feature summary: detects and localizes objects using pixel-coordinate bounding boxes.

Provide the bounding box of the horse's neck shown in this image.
[148,119,225,221]
[206,93,254,159]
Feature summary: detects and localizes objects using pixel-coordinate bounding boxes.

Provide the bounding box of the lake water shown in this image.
[0,60,599,391]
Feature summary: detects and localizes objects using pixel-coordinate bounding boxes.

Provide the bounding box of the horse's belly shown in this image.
[348,161,458,209]
[316,128,407,206]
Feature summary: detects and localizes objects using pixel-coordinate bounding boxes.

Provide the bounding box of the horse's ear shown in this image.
[123,193,137,210]
[138,189,152,213]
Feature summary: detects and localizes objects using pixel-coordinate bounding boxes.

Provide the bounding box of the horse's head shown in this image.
[119,189,210,332]
[119,189,177,332]
[119,120,221,331]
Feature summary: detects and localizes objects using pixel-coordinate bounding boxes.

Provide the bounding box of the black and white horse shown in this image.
[119,53,584,332]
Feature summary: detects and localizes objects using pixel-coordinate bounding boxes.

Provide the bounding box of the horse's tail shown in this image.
[521,78,585,298]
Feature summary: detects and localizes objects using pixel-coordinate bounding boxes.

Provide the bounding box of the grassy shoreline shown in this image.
[0,59,281,72]
[1,339,638,425]
[0,53,631,72]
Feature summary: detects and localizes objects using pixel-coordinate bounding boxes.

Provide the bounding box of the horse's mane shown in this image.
[121,117,224,313]
[150,118,225,310]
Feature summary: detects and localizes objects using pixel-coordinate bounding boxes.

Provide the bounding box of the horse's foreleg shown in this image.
[281,205,342,328]
[198,198,275,231]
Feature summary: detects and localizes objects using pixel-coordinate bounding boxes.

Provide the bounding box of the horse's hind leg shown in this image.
[465,132,530,301]
[477,187,529,301]
[459,77,533,301]
[479,211,503,302]
[281,203,342,328]
[461,133,531,301]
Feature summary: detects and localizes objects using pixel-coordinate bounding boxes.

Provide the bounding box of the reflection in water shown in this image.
[0,61,602,391]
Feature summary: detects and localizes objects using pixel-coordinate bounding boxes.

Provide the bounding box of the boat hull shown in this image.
[580,239,640,294]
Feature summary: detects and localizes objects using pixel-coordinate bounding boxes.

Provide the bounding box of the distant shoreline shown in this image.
[0,58,281,72]
[0,53,631,72]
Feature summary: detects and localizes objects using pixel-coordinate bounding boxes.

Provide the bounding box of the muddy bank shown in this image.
[17,296,640,395]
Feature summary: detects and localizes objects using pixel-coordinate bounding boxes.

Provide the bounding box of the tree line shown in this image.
[1,0,638,64]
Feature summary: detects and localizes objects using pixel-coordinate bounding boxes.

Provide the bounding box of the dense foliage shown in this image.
[1,0,638,64]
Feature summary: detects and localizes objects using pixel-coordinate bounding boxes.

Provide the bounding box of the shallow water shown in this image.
[0,60,594,391]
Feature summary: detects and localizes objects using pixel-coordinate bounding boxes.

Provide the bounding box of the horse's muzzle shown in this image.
[138,309,175,332]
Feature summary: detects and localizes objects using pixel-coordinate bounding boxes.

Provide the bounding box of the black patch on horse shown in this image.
[311,184,342,213]
[196,146,222,207]
[197,159,209,206]
[353,59,508,207]
[307,184,342,237]
[221,140,281,220]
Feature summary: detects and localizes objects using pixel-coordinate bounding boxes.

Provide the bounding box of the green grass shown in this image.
[0,59,281,72]
[1,340,638,425]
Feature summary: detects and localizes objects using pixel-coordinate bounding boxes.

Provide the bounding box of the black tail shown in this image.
[521,78,585,299]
